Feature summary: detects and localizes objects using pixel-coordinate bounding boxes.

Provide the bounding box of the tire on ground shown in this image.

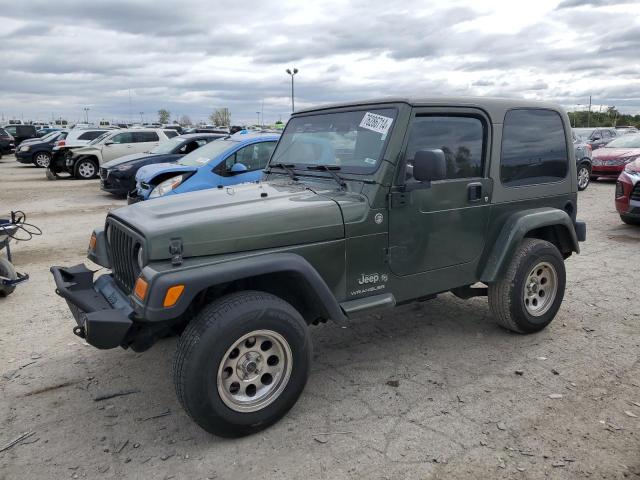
[0,258,17,297]
[620,215,640,225]
[74,158,98,179]
[488,238,566,334]
[173,290,312,437]
[577,162,591,191]
[33,152,51,168]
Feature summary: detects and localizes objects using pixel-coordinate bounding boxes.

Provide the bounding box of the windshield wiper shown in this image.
[268,162,298,181]
[306,164,347,189]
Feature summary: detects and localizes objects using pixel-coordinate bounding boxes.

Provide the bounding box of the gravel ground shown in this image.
[0,155,639,480]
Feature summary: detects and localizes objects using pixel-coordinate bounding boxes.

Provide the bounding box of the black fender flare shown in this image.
[479,208,580,283]
[133,252,348,325]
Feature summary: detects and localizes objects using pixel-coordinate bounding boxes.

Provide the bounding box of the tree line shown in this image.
[156,108,231,126]
[568,107,640,128]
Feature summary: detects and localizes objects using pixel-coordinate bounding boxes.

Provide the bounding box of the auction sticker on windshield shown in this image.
[359,112,393,136]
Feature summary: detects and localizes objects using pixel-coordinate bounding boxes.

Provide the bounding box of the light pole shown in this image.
[139,112,144,124]
[83,107,90,124]
[285,68,298,113]
[256,111,261,127]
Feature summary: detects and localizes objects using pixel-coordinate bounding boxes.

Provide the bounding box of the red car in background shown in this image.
[592,133,640,179]
[615,158,640,225]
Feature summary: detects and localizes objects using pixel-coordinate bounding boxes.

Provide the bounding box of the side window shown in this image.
[164,130,178,138]
[5,126,16,135]
[404,116,484,182]
[220,142,276,175]
[78,131,104,141]
[134,132,160,143]
[110,132,134,144]
[180,141,202,154]
[500,109,568,187]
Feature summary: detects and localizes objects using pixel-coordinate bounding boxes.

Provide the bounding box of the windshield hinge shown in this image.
[169,239,183,266]
[387,190,408,209]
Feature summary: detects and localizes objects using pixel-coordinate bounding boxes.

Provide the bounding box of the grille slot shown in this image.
[106,219,141,293]
[631,183,640,201]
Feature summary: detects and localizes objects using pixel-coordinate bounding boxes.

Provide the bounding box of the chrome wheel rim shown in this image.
[35,153,50,167]
[578,167,589,189]
[523,261,558,317]
[78,162,95,178]
[217,329,292,413]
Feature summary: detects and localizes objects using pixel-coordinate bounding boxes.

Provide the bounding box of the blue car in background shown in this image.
[130,132,279,202]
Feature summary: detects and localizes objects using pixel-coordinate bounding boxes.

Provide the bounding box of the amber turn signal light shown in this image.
[163,285,185,307]
[88,232,97,252]
[134,277,149,301]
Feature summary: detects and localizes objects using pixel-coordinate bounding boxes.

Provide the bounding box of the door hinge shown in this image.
[388,191,408,209]
[169,239,183,266]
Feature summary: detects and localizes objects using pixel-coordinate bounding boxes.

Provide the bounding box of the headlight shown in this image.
[20,146,30,152]
[115,164,133,172]
[149,174,185,198]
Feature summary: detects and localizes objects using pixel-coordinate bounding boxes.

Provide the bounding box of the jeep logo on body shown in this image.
[358,273,380,285]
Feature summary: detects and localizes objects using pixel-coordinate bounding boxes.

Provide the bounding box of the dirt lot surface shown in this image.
[0,155,638,479]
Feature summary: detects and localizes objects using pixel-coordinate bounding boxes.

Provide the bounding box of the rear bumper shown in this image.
[50,264,133,349]
[574,220,587,242]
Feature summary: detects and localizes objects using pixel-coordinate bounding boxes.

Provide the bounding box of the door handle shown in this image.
[467,182,482,203]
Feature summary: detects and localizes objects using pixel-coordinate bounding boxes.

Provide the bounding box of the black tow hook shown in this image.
[73,325,86,339]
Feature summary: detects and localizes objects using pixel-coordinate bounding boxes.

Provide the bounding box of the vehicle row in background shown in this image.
[592,133,640,179]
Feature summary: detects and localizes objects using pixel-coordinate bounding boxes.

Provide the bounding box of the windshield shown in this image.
[604,134,640,148]
[270,108,397,173]
[40,131,60,141]
[89,132,110,145]
[178,138,235,166]
[150,136,184,154]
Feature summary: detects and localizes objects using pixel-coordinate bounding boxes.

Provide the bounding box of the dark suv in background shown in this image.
[3,124,38,146]
[574,127,618,150]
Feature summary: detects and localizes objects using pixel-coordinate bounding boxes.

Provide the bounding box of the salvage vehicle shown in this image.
[129,132,278,202]
[591,133,640,180]
[61,129,174,180]
[51,97,586,437]
[3,124,38,147]
[48,129,111,178]
[16,130,68,167]
[615,158,640,225]
[0,128,15,158]
[573,130,592,191]
[100,133,226,197]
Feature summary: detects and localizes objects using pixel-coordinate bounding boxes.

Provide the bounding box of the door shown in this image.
[388,109,492,276]
[103,132,135,162]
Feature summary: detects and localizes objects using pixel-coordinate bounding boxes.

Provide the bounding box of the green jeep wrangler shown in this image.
[52,97,586,437]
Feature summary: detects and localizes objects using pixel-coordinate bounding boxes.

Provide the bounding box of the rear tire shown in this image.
[74,158,98,179]
[173,291,311,437]
[0,258,17,297]
[620,215,640,225]
[488,239,566,334]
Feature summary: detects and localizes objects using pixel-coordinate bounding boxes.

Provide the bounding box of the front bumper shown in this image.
[51,264,133,349]
[100,168,133,195]
[591,163,624,177]
[15,150,33,163]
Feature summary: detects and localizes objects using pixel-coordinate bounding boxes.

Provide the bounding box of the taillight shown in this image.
[55,139,65,147]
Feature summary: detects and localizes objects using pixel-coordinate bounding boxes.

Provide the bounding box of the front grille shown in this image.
[106,219,142,293]
[631,183,640,201]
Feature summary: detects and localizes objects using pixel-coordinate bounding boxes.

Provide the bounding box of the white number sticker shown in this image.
[359,112,393,136]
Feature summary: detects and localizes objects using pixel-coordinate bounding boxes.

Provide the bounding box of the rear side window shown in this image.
[111,132,135,144]
[78,131,105,141]
[134,132,160,142]
[500,109,568,187]
[164,130,178,138]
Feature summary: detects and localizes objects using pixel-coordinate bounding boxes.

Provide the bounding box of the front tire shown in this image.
[173,291,312,437]
[577,162,591,191]
[620,214,640,225]
[74,158,98,179]
[0,258,17,297]
[33,151,51,168]
[488,239,566,334]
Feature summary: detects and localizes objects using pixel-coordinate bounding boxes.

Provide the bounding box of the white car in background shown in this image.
[66,128,175,179]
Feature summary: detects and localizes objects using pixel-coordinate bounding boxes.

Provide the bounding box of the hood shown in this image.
[20,137,44,145]
[135,162,196,182]
[593,147,640,160]
[111,179,347,260]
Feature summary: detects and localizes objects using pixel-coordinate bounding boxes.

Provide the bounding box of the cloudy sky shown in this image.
[1,0,639,125]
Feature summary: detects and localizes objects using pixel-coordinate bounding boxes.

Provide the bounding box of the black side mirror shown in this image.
[412,149,446,182]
